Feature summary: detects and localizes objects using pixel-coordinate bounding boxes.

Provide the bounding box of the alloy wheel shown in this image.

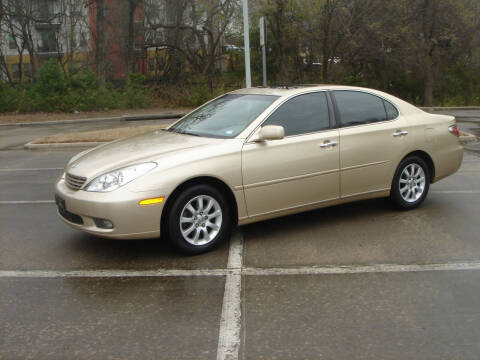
[179,195,223,245]
[399,163,426,203]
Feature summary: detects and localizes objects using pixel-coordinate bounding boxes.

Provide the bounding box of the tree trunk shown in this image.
[424,53,434,106]
[95,0,106,87]
[126,0,137,74]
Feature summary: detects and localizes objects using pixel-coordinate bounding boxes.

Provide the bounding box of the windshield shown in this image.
[168,94,279,138]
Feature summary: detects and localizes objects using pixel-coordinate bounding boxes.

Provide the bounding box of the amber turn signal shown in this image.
[138,197,165,206]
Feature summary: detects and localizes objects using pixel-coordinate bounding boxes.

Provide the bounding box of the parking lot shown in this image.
[1,117,480,359]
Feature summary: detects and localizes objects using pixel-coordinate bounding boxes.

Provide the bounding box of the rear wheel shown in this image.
[167,184,232,254]
[390,156,430,210]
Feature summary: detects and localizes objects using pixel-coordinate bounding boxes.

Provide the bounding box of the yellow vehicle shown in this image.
[55,85,463,254]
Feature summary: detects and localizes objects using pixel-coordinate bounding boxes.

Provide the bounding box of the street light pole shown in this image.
[242,0,252,88]
[259,17,267,87]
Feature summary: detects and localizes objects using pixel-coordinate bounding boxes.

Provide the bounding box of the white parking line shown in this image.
[0,200,55,204]
[0,269,228,278]
[243,262,480,275]
[0,168,63,171]
[2,261,480,279]
[217,231,244,360]
[431,190,480,194]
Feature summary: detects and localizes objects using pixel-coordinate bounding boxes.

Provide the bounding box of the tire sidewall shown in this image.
[167,184,232,254]
[391,156,430,210]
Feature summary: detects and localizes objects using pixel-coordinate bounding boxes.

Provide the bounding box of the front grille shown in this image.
[65,173,86,190]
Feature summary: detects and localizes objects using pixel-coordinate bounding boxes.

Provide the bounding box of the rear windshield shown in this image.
[168,94,279,138]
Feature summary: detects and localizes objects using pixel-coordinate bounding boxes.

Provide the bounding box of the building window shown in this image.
[149,58,155,72]
[38,30,58,52]
[157,57,165,71]
[38,0,55,21]
[9,35,16,50]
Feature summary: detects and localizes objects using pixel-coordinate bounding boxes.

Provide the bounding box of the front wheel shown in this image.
[167,184,232,254]
[390,156,430,210]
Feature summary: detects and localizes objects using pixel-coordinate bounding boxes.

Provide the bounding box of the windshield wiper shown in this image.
[169,128,200,137]
[181,131,200,137]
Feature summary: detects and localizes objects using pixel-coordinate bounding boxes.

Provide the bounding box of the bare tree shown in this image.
[144,0,239,83]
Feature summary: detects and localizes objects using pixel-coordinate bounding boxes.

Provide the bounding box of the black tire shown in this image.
[166,184,232,255]
[390,155,430,210]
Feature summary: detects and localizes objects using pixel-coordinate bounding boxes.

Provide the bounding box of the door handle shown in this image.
[319,141,337,148]
[393,130,408,137]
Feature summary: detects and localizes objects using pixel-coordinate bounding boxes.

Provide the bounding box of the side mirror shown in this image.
[255,125,285,141]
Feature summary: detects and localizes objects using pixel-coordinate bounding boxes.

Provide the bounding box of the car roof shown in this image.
[231,85,384,97]
[230,85,423,115]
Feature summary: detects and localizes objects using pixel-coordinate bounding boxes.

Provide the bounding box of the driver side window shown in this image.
[262,92,331,136]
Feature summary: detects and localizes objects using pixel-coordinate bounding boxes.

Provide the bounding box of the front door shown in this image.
[242,92,340,217]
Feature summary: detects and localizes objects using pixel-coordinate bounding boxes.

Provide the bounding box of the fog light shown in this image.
[94,218,114,229]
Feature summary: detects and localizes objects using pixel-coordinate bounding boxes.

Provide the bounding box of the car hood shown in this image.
[66,130,222,179]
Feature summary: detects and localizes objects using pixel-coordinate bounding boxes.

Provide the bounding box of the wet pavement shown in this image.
[1,113,480,359]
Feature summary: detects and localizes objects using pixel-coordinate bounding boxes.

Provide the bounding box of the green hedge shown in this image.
[0,59,152,113]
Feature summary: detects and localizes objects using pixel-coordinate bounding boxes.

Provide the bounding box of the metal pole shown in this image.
[260,17,267,87]
[242,0,252,88]
[262,46,267,87]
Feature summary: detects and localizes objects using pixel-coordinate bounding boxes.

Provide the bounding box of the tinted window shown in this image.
[262,92,330,136]
[333,91,388,127]
[384,99,399,120]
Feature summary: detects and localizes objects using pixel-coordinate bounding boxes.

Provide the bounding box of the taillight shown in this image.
[448,124,460,137]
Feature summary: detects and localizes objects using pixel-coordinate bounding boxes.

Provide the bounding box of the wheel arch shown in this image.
[161,176,239,235]
[399,150,435,183]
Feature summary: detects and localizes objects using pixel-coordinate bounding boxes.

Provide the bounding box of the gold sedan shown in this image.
[55,86,463,254]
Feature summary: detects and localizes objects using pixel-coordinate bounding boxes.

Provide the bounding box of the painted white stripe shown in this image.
[431,190,480,194]
[216,231,243,360]
[0,168,63,172]
[2,261,480,279]
[0,200,55,204]
[243,262,480,276]
[0,269,229,278]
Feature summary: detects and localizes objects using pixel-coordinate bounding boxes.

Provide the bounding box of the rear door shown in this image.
[332,90,409,197]
[242,91,340,217]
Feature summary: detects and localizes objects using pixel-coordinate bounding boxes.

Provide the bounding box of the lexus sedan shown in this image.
[55,85,463,254]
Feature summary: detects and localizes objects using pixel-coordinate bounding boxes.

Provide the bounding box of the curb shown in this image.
[1,116,123,127]
[460,133,478,145]
[1,112,185,127]
[123,113,185,121]
[24,141,105,150]
[422,106,480,111]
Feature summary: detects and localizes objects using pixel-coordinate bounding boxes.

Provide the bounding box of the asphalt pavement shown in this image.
[1,112,480,359]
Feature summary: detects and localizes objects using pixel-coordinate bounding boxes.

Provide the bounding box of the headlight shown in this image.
[84,162,157,192]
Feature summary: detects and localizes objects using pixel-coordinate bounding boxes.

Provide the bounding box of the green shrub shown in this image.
[0,60,155,113]
[121,72,151,108]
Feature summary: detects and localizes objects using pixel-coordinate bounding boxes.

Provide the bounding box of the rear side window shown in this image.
[384,99,399,120]
[333,91,397,127]
[262,92,330,136]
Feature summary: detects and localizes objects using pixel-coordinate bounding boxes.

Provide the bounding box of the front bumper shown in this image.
[54,178,164,239]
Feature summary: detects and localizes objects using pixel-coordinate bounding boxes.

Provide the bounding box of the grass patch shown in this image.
[32,124,168,144]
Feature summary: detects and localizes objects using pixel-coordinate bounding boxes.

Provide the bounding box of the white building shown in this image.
[0,0,91,81]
